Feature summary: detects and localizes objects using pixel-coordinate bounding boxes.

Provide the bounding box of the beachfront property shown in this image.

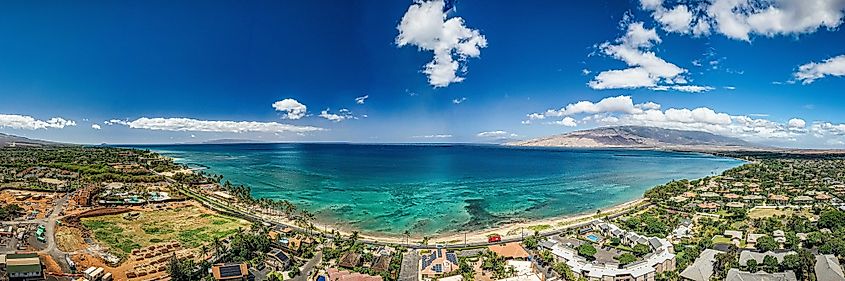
[419,246,459,278]
[541,220,675,281]
[211,263,250,281]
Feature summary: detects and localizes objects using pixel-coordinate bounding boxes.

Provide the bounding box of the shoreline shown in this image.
[250,197,649,245]
[148,146,736,245]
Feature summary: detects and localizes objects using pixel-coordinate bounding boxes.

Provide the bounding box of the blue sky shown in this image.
[2,0,845,147]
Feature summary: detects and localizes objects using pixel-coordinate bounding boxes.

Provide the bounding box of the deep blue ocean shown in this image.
[130,143,744,236]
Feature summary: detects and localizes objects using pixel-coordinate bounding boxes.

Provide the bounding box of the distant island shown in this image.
[507,125,762,151]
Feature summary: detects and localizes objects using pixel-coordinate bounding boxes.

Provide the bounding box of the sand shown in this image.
[250,197,648,245]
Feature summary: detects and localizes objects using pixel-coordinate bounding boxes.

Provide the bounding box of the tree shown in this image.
[763,255,779,273]
[609,237,621,246]
[755,235,779,252]
[632,244,651,257]
[167,256,199,281]
[459,257,475,281]
[523,235,539,250]
[781,254,801,272]
[614,253,637,265]
[577,244,596,260]
[538,250,554,265]
[818,210,845,230]
[552,262,576,281]
[746,259,758,272]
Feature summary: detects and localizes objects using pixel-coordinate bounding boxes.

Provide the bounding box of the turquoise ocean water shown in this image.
[132,143,744,236]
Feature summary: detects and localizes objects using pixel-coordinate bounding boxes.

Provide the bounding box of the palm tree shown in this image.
[403,230,411,244]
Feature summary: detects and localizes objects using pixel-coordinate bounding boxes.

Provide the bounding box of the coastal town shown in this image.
[2,146,845,281]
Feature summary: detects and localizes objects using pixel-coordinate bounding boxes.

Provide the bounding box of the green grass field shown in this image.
[81,204,250,258]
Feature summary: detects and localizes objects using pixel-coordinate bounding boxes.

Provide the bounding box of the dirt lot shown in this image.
[59,201,250,280]
[55,226,86,252]
[0,189,60,219]
[748,207,815,220]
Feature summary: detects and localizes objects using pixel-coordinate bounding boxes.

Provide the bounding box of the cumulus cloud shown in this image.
[355,95,369,104]
[523,95,826,142]
[272,98,307,120]
[545,95,641,117]
[794,54,845,84]
[452,97,467,104]
[0,114,76,130]
[589,21,712,92]
[91,124,102,130]
[396,0,488,87]
[640,0,845,41]
[552,117,578,127]
[112,117,323,133]
[788,118,806,128]
[318,108,356,122]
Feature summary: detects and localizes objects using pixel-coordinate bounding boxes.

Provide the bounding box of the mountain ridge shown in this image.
[0,133,67,147]
[506,126,761,150]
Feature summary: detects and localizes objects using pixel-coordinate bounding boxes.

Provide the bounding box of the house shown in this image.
[419,247,459,278]
[814,254,845,281]
[680,249,723,281]
[327,268,383,281]
[4,253,44,281]
[266,249,290,271]
[338,252,362,269]
[487,242,529,259]
[725,269,796,281]
[371,255,392,273]
[746,234,766,248]
[724,230,743,241]
[497,260,542,281]
[696,202,719,212]
[768,194,790,205]
[211,263,249,281]
[773,230,786,244]
[739,251,796,266]
[792,196,815,205]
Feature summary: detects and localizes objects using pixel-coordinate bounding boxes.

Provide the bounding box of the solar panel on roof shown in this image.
[219,265,244,278]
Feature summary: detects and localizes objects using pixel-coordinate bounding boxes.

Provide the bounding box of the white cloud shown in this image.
[412,134,453,138]
[794,54,845,84]
[318,108,356,122]
[114,117,323,133]
[552,117,578,127]
[788,118,806,128]
[667,85,715,93]
[355,95,369,104]
[0,114,76,130]
[640,0,845,41]
[396,0,488,87]
[589,21,706,91]
[655,5,694,33]
[525,95,820,142]
[545,95,641,117]
[272,98,307,120]
[91,124,102,130]
[452,97,467,104]
[477,130,518,138]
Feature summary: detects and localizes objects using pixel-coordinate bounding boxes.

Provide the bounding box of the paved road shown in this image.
[399,250,420,281]
[291,252,323,281]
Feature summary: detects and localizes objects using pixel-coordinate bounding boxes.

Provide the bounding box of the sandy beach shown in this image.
[251,197,649,246]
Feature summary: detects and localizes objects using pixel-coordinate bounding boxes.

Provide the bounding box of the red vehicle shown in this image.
[488,234,501,243]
